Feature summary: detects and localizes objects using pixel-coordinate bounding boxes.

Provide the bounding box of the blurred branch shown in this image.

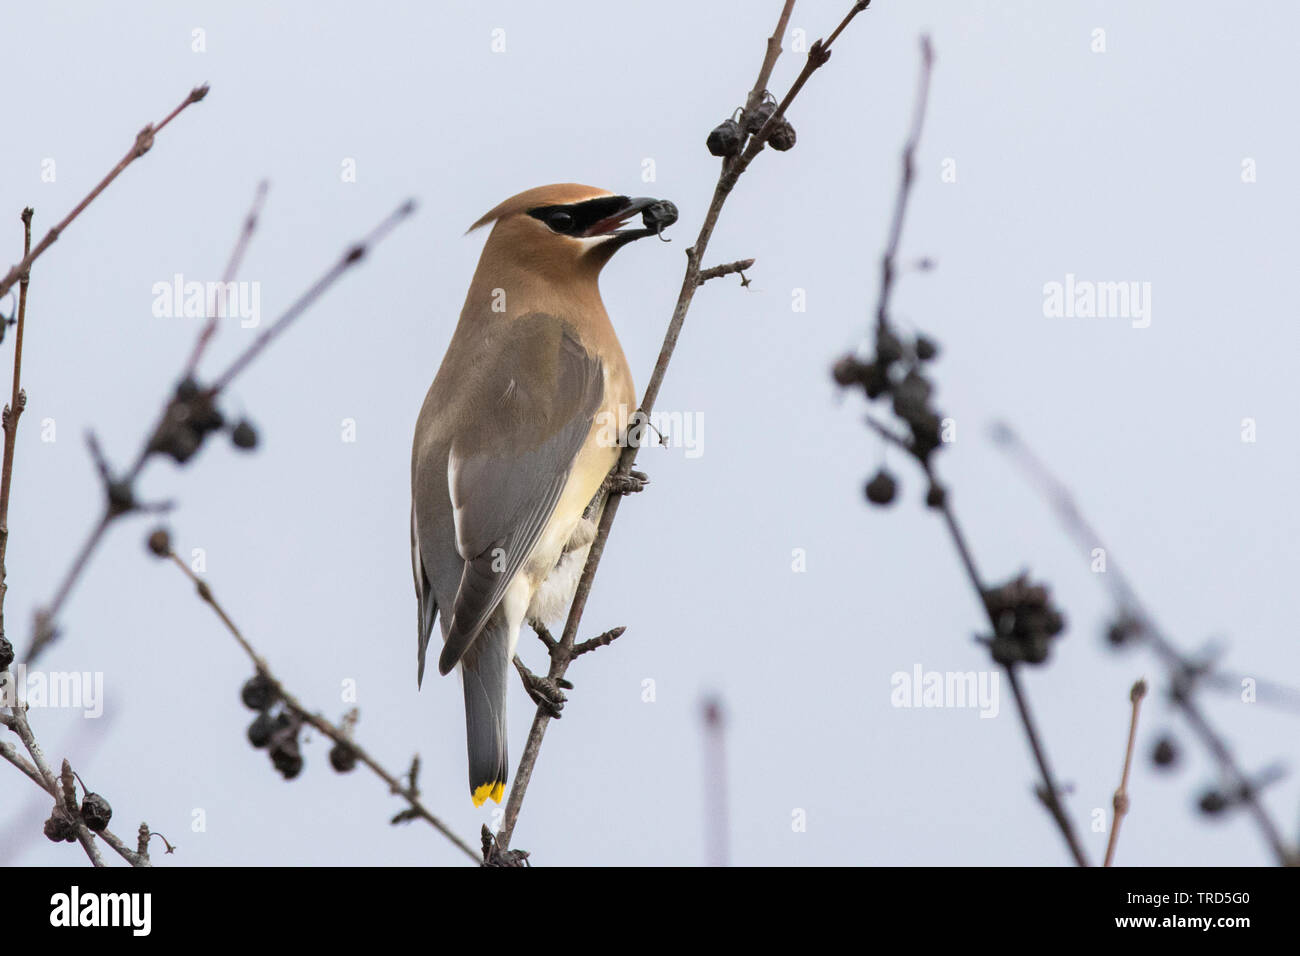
[992,423,1297,865]
[0,85,209,300]
[154,537,482,865]
[25,191,415,665]
[836,37,1092,866]
[496,0,873,852]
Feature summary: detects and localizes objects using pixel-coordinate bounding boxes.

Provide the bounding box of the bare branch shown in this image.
[157,543,481,864]
[1104,679,1147,866]
[0,86,209,300]
[497,0,874,851]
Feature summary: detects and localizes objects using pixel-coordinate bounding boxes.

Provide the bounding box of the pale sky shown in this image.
[2,0,1297,866]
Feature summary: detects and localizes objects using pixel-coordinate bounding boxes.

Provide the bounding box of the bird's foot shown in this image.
[512,655,572,719]
[603,469,649,496]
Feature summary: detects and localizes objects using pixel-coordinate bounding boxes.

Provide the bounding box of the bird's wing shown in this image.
[412,502,439,687]
[437,313,604,675]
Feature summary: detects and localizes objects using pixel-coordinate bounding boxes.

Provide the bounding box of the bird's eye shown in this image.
[547,211,574,233]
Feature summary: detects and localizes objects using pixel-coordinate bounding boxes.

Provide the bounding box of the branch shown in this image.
[0,208,33,648]
[24,192,415,666]
[838,37,1092,866]
[1104,679,1147,866]
[0,708,147,866]
[992,423,1296,865]
[154,538,481,865]
[696,258,755,286]
[496,0,872,852]
[0,86,209,300]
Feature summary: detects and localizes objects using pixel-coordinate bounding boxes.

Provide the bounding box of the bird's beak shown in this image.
[581,196,676,241]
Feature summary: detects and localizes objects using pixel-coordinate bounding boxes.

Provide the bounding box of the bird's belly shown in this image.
[521,432,614,623]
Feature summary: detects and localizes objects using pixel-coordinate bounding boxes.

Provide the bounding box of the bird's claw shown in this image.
[513,656,571,718]
[604,469,649,496]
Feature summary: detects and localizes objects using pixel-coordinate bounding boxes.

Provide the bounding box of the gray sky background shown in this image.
[2,0,1297,866]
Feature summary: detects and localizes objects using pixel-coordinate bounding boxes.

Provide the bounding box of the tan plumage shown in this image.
[411,183,668,806]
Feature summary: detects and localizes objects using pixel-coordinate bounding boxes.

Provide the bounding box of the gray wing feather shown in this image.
[436,318,603,675]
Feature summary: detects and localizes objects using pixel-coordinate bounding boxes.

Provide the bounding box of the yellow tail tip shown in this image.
[472,781,505,807]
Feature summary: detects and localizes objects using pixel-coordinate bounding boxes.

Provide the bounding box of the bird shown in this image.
[411,183,673,807]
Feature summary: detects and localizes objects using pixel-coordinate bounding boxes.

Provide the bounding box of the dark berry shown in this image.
[864,470,897,506]
[742,97,776,134]
[1152,736,1178,768]
[146,528,171,558]
[80,793,112,832]
[271,738,304,780]
[43,810,78,843]
[1198,790,1228,815]
[329,741,358,773]
[247,711,279,748]
[0,635,13,672]
[768,118,796,151]
[915,336,939,361]
[875,329,904,365]
[231,420,258,450]
[925,483,946,508]
[706,119,743,157]
[241,673,277,711]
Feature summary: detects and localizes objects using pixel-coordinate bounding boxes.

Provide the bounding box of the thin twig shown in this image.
[24,198,416,665]
[497,0,869,850]
[160,549,481,864]
[1105,679,1147,866]
[855,39,1091,866]
[876,36,932,334]
[183,180,269,377]
[0,208,33,645]
[696,258,756,285]
[992,422,1295,865]
[0,86,209,300]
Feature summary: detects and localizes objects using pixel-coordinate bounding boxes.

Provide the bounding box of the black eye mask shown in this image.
[527,196,631,236]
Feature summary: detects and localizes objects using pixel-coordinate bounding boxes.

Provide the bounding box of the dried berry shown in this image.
[925,483,946,509]
[247,711,281,748]
[642,200,678,233]
[0,634,13,672]
[864,470,897,506]
[706,119,743,157]
[1198,790,1228,815]
[329,741,358,774]
[80,793,112,832]
[875,329,904,365]
[1152,736,1178,768]
[742,95,776,134]
[241,673,278,711]
[271,737,304,780]
[915,335,939,361]
[231,420,258,450]
[832,355,863,387]
[146,528,171,558]
[43,809,78,843]
[768,118,796,151]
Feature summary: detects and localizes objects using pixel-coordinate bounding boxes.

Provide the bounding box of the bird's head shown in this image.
[469,183,676,277]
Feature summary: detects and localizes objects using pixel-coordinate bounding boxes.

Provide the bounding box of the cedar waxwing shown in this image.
[411,184,673,806]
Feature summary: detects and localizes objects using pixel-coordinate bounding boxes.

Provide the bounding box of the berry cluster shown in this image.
[241,673,357,779]
[148,376,257,465]
[833,325,944,506]
[981,574,1066,666]
[707,92,796,158]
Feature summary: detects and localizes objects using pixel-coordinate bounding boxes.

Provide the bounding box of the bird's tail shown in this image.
[460,620,509,807]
